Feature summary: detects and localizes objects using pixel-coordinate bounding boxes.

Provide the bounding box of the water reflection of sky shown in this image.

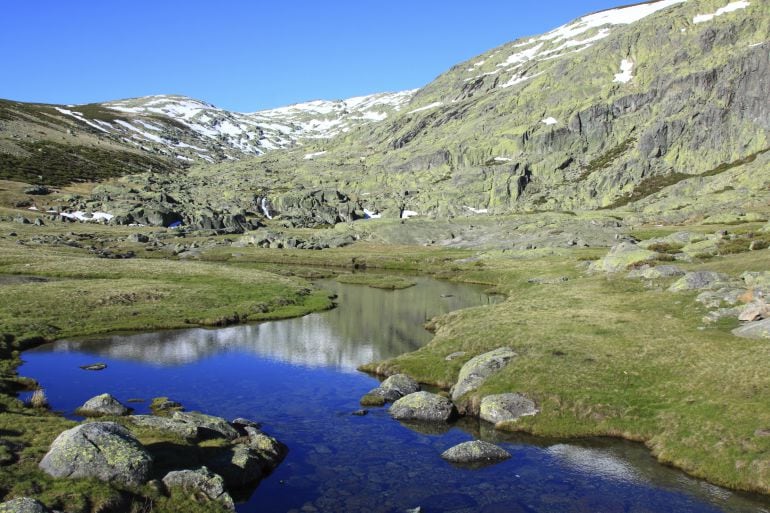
[20,279,770,513]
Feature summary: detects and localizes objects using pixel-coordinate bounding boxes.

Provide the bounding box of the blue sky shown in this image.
[2,1,627,112]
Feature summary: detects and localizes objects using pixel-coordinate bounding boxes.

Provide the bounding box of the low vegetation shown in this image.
[335,273,416,289]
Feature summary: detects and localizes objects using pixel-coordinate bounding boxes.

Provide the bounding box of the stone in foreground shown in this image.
[162,467,234,510]
[389,392,456,422]
[451,347,517,401]
[39,422,152,486]
[0,498,52,513]
[441,440,511,464]
[76,393,130,417]
[732,318,770,340]
[480,393,538,425]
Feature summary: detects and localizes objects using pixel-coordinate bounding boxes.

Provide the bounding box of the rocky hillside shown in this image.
[0,90,414,186]
[124,0,764,227]
[3,0,768,230]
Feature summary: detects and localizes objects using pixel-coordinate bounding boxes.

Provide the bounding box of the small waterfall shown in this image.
[261,197,273,219]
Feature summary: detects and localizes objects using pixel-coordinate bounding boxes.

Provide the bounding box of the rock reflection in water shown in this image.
[37,277,498,370]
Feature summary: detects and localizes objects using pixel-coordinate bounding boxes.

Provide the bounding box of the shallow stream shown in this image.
[21,276,770,512]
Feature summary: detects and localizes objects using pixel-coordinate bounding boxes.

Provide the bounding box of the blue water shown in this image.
[21,278,770,513]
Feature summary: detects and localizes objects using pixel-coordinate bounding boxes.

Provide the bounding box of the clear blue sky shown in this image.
[2,1,627,112]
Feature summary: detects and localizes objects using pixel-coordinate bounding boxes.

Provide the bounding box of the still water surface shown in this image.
[22,277,770,513]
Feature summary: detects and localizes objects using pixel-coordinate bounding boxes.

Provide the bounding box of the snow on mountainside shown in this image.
[102,90,415,161]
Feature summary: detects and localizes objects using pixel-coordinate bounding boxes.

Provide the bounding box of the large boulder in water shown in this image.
[362,373,421,404]
[451,347,517,402]
[441,440,511,464]
[39,422,152,486]
[162,467,234,510]
[0,498,52,513]
[389,392,456,422]
[76,393,130,417]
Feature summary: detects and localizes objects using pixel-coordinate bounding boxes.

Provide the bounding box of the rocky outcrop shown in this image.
[440,440,511,464]
[451,347,517,402]
[589,242,659,273]
[627,265,685,280]
[39,422,152,486]
[479,393,538,425]
[389,392,456,422]
[75,393,130,417]
[668,271,732,292]
[162,467,234,510]
[0,498,53,513]
[171,411,240,440]
[127,415,198,440]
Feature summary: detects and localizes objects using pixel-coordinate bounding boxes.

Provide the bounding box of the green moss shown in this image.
[605,171,692,209]
[579,138,636,180]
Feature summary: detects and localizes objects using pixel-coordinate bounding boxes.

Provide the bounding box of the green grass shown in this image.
[579,137,636,180]
[335,273,416,289]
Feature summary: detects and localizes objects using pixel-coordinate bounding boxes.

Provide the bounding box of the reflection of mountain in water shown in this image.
[40,277,498,370]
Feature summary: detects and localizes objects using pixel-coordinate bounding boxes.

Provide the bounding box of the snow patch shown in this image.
[693,1,750,23]
[401,210,419,219]
[60,211,113,222]
[541,117,559,125]
[493,157,512,162]
[500,72,543,89]
[303,151,327,160]
[613,59,634,84]
[407,102,444,114]
[363,208,381,219]
[464,206,489,214]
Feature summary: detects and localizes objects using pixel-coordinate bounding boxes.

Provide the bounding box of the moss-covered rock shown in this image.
[75,393,130,417]
[479,393,538,425]
[440,440,511,464]
[668,271,733,292]
[38,422,152,486]
[162,466,234,510]
[589,242,659,273]
[389,391,456,422]
[451,347,517,401]
[0,498,52,513]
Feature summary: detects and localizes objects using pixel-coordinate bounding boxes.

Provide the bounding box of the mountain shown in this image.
[2,0,768,231]
[0,90,415,186]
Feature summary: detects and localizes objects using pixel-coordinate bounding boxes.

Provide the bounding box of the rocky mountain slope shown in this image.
[2,0,768,232]
[0,90,414,185]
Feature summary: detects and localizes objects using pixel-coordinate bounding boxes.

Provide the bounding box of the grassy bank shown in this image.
[360,249,770,495]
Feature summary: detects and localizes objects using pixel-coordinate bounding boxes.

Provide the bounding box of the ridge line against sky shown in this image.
[3,0,637,112]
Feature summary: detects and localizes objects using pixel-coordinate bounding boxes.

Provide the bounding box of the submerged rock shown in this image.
[451,347,517,401]
[79,363,107,371]
[76,393,130,417]
[480,393,538,425]
[441,440,511,464]
[389,392,456,422]
[162,467,234,510]
[39,422,152,486]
